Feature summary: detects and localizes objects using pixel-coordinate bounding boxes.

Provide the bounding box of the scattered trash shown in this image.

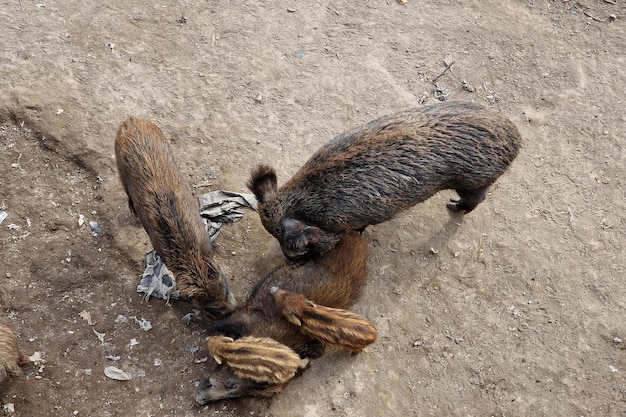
[613,337,623,344]
[610,365,618,373]
[28,352,45,373]
[132,316,152,332]
[430,247,438,255]
[182,309,201,324]
[10,154,22,169]
[194,357,208,364]
[114,315,128,324]
[416,91,429,104]
[154,358,162,367]
[106,355,121,362]
[78,214,85,227]
[0,211,7,224]
[128,338,139,349]
[462,80,476,92]
[56,108,64,115]
[186,345,199,354]
[93,328,106,345]
[137,251,178,302]
[104,366,131,381]
[7,223,20,230]
[3,403,15,413]
[79,310,96,326]
[433,85,450,101]
[89,221,102,234]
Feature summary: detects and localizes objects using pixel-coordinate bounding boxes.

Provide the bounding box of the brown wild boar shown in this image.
[207,335,308,385]
[249,100,522,260]
[115,118,236,319]
[270,287,377,355]
[0,323,29,385]
[195,230,371,403]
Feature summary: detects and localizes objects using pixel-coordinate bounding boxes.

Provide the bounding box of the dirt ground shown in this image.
[0,0,625,416]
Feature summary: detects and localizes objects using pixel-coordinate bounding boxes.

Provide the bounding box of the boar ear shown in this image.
[282,218,320,251]
[247,164,277,204]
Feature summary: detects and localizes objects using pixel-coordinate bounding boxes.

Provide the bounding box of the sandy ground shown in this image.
[1,0,625,416]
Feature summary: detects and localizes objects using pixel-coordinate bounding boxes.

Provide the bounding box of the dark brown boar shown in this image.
[249,100,522,260]
[195,230,370,403]
[114,118,236,319]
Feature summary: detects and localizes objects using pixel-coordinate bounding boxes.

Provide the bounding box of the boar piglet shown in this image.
[115,118,236,319]
[249,100,522,260]
[195,230,373,403]
[0,323,29,384]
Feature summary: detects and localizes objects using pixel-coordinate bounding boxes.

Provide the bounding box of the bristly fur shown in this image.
[196,230,368,403]
[0,323,28,384]
[114,118,236,319]
[247,164,277,204]
[207,336,308,385]
[249,101,522,260]
[271,288,377,354]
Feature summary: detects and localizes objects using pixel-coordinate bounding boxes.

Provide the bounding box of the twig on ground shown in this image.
[432,61,455,84]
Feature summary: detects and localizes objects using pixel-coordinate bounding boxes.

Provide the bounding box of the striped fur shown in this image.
[207,335,308,385]
[0,323,28,384]
[271,288,377,354]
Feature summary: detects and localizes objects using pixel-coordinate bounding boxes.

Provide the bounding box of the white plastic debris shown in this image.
[128,338,139,349]
[104,366,131,381]
[132,317,152,332]
[56,108,64,115]
[114,315,128,324]
[93,328,106,345]
[2,403,15,413]
[106,355,120,362]
[79,310,95,326]
[78,214,85,227]
[610,365,618,373]
[0,211,7,224]
[89,220,102,234]
[28,352,45,373]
